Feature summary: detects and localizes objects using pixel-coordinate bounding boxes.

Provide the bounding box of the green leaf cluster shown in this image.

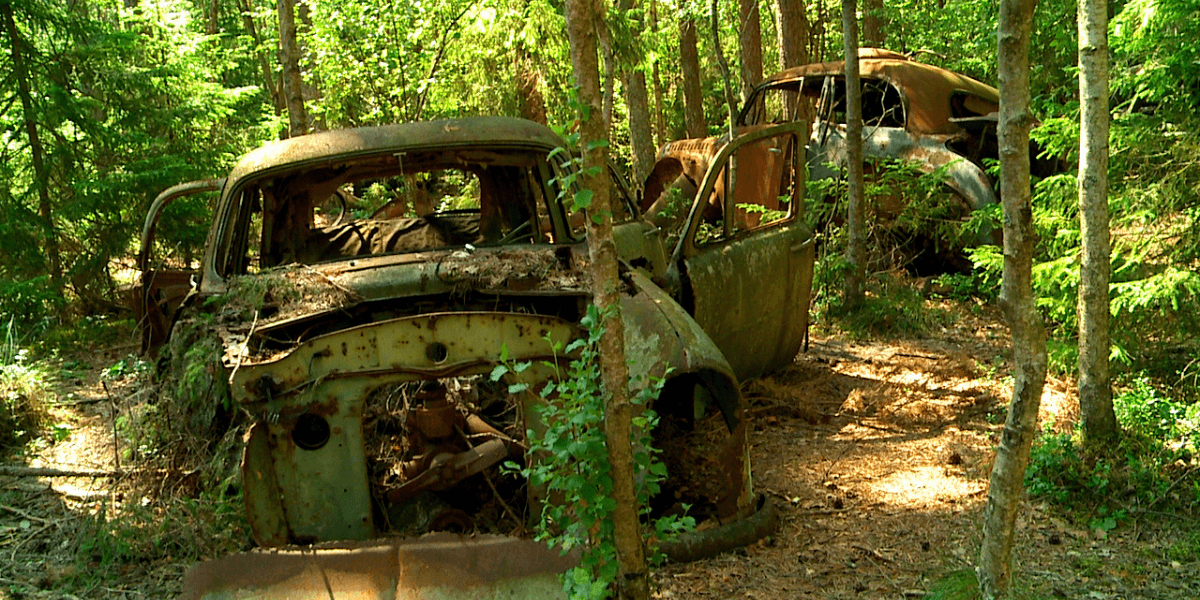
[497,304,691,599]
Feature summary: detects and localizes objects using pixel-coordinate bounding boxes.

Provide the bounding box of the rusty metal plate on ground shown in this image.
[182,533,577,600]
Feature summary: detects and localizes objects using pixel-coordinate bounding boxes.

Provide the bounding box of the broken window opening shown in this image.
[221,149,565,275]
[694,133,802,248]
[811,76,906,129]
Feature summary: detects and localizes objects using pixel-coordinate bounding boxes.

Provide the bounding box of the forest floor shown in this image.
[2,301,1199,599]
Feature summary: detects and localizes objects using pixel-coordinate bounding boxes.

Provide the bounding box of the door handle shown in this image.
[790,237,815,253]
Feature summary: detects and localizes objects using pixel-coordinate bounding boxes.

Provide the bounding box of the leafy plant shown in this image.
[0,318,52,453]
[495,305,691,599]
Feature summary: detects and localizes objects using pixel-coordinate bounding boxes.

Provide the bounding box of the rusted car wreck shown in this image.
[136,117,815,598]
[645,49,1051,269]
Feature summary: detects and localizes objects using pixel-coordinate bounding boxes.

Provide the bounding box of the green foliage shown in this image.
[0,276,64,331]
[0,0,274,308]
[69,487,248,593]
[0,321,53,453]
[811,251,947,340]
[1112,0,1200,120]
[497,305,691,599]
[1026,379,1200,520]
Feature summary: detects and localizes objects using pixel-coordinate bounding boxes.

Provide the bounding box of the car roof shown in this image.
[225,116,567,186]
[757,48,999,135]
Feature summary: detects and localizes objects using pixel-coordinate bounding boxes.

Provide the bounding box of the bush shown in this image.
[0,321,52,453]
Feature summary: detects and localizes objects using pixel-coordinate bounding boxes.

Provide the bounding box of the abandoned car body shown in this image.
[645,48,1031,263]
[136,117,815,597]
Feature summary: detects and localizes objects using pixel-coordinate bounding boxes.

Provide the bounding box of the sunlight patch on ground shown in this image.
[864,464,985,508]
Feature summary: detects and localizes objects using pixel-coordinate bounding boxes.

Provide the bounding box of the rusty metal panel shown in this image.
[181,534,578,600]
[233,312,579,546]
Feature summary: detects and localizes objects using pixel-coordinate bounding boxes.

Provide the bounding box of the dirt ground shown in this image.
[2,305,1199,599]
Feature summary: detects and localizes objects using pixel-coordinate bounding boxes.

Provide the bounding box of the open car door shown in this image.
[135,179,224,354]
[672,123,815,381]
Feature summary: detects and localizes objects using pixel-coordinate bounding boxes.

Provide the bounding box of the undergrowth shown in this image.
[67,485,249,594]
[812,254,949,339]
[1026,378,1200,532]
[0,317,53,453]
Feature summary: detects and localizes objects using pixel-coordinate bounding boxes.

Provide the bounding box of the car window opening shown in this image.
[232,150,561,272]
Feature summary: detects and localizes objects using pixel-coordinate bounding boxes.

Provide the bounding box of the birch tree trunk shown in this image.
[278,0,308,137]
[679,3,707,138]
[1077,0,1118,445]
[564,0,648,597]
[978,0,1047,596]
[842,0,866,310]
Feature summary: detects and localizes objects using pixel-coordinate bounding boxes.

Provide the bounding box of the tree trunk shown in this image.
[650,0,667,148]
[239,0,283,114]
[711,0,739,134]
[679,3,707,138]
[516,46,548,125]
[738,0,763,102]
[564,0,648,598]
[776,0,809,69]
[621,0,656,183]
[842,0,866,310]
[600,17,616,137]
[1078,0,1117,446]
[978,0,1047,597]
[862,0,885,48]
[776,0,811,123]
[278,0,308,138]
[2,3,61,286]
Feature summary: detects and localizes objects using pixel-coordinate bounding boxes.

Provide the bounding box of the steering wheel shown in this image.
[328,189,350,227]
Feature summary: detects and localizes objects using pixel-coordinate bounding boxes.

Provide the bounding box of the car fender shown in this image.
[620,269,754,520]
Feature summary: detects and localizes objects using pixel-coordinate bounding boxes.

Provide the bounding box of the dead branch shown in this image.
[0,465,181,478]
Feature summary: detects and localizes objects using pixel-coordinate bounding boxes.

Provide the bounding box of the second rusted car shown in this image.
[645,48,1047,268]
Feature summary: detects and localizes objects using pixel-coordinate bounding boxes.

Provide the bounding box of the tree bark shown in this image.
[738,0,763,102]
[516,46,548,125]
[278,0,308,137]
[711,0,739,134]
[1077,0,1117,446]
[649,0,668,148]
[776,0,809,69]
[678,3,707,138]
[862,0,885,48]
[842,0,866,310]
[2,2,61,285]
[978,0,1047,597]
[600,16,616,137]
[776,0,810,123]
[621,0,657,183]
[564,0,648,598]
